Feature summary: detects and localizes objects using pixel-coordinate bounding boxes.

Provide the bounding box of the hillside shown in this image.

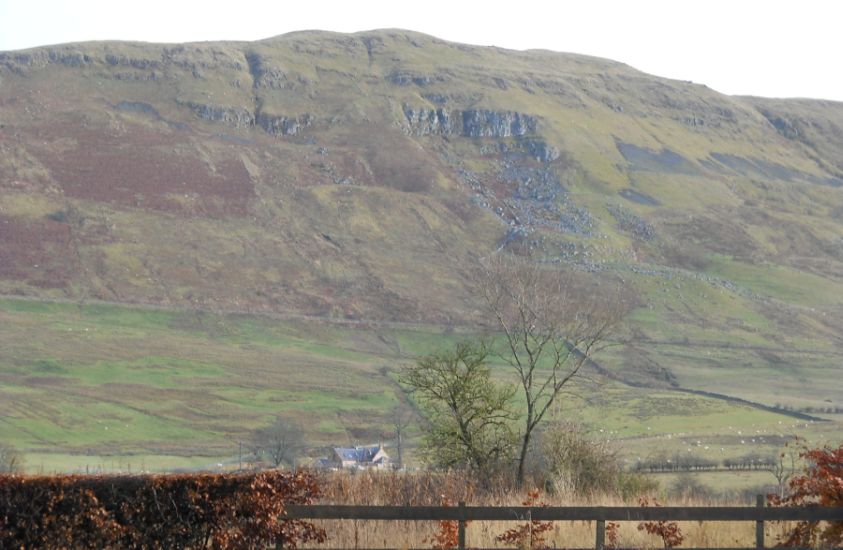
[0,30,841,470]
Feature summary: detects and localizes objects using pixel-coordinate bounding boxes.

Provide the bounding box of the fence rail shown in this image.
[281,497,843,550]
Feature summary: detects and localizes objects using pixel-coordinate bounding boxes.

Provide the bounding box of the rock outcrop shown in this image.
[522,139,560,163]
[0,45,244,74]
[104,54,162,70]
[403,106,537,137]
[387,70,448,87]
[403,106,452,135]
[256,112,314,136]
[607,203,656,240]
[175,98,313,136]
[180,101,255,128]
[461,109,536,137]
[245,52,289,89]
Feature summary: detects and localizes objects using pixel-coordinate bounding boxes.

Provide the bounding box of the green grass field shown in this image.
[1,297,839,480]
[0,297,451,471]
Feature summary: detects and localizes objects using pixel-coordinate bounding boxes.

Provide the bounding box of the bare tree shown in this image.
[400,341,516,479]
[768,440,800,498]
[478,255,630,485]
[390,404,415,470]
[0,442,23,473]
[251,416,305,468]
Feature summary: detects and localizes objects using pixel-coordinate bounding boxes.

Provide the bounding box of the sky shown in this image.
[1,0,841,101]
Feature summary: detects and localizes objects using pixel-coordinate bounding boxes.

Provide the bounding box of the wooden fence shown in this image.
[281,496,843,550]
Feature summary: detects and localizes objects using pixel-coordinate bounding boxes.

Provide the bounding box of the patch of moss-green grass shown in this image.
[66,357,226,388]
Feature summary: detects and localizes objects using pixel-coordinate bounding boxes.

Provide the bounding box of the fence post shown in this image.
[458,501,466,550]
[596,520,605,550]
[756,494,765,549]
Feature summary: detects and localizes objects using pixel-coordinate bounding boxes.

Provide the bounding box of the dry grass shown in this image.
[305,471,793,549]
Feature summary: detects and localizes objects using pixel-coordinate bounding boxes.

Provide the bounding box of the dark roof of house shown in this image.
[333,445,388,463]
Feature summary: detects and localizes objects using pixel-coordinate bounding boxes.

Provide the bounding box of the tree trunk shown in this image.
[517,428,532,486]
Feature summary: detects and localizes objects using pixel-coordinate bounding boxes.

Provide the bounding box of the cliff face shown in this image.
[403,106,537,137]
[0,29,842,348]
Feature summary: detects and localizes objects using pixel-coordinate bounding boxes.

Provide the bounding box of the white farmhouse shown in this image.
[329,444,390,470]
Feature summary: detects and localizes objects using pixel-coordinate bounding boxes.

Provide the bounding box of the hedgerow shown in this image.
[0,470,326,549]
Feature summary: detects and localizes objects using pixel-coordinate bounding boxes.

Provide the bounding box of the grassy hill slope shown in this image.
[0,30,841,470]
[1,296,838,473]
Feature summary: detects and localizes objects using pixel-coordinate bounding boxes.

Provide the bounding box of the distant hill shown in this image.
[1,28,842,412]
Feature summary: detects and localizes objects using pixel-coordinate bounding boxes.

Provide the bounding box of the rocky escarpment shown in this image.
[403,107,453,135]
[462,109,536,137]
[179,100,255,128]
[748,99,843,176]
[521,139,560,163]
[0,44,245,78]
[175,99,313,136]
[0,49,94,71]
[401,101,583,245]
[255,112,314,136]
[403,106,538,137]
[387,70,450,87]
[244,52,290,90]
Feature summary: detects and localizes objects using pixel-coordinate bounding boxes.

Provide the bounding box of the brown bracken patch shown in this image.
[27,121,255,217]
[0,214,79,288]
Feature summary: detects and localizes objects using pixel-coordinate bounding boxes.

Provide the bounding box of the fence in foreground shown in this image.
[281,496,843,550]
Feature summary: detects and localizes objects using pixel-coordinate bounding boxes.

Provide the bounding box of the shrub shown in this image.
[769,444,843,547]
[539,423,618,495]
[637,496,684,548]
[0,443,23,473]
[495,489,553,549]
[669,472,712,499]
[605,521,621,549]
[425,497,464,550]
[538,422,655,497]
[0,470,326,549]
